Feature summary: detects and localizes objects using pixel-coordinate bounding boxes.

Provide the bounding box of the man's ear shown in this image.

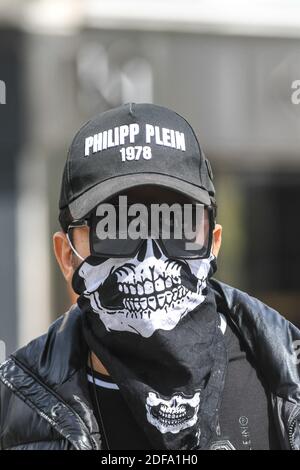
[212,223,222,257]
[53,231,74,283]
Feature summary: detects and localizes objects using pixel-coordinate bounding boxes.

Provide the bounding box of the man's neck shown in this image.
[88,351,110,376]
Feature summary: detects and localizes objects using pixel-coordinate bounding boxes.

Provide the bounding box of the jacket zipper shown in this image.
[289,420,296,450]
[288,408,300,450]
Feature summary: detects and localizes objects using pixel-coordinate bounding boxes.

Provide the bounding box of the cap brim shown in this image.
[68,173,211,219]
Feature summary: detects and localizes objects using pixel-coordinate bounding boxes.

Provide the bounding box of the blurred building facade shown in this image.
[0,0,300,354]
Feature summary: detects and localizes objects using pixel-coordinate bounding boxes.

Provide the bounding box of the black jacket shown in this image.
[0,278,300,450]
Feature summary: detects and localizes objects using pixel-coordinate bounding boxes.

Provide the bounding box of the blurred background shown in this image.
[0,0,300,356]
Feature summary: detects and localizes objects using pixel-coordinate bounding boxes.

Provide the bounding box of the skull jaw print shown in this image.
[146,391,201,434]
[74,240,214,338]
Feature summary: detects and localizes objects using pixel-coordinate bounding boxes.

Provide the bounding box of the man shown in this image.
[0,103,299,450]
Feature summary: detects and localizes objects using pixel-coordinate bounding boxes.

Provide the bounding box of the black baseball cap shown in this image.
[59,103,215,225]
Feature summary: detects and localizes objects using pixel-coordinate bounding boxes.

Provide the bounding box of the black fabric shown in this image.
[72,248,229,450]
[81,285,228,450]
[209,318,280,450]
[87,317,280,450]
[87,368,153,450]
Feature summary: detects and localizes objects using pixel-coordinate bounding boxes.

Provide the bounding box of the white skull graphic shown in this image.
[77,240,213,337]
[146,390,201,434]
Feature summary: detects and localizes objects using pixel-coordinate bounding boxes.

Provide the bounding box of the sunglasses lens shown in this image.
[91,235,142,258]
[162,238,210,259]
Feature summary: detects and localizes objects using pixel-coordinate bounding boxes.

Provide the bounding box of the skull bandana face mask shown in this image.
[72,239,228,450]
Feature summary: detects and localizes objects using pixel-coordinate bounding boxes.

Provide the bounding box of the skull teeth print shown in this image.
[118,274,180,295]
[121,277,191,317]
[117,271,204,318]
[77,241,213,337]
